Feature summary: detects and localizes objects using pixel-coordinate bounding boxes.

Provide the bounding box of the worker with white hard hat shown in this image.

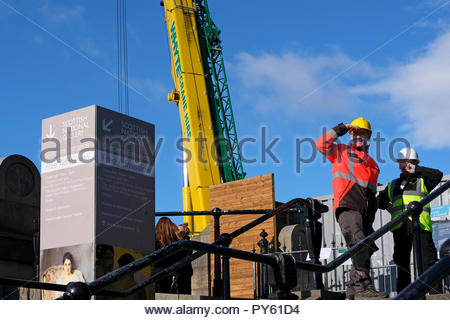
[316,117,387,299]
[377,146,443,294]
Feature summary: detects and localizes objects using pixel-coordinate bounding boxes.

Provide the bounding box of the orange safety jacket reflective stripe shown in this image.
[316,125,380,214]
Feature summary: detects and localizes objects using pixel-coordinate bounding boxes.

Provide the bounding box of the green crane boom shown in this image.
[194,0,245,182]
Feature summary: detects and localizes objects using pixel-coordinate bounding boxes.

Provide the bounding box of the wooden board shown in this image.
[209,174,275,298]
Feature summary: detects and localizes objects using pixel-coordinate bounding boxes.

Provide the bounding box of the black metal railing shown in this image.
[2,180,449,299]
[290,180,450,273]
[156,206,301,297]
[84,198,323,300]
[394,256,450,300]
[92,179,450,300]
[0,198,314,299]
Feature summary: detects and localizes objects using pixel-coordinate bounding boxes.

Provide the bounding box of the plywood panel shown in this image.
[209,174,275,298]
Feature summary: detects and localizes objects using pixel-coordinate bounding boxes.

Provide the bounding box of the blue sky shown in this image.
[2,0,450,226]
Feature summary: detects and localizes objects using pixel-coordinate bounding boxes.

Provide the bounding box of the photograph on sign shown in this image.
[40,243,94,300]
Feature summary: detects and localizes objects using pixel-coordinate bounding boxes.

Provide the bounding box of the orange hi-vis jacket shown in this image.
[316,123,380,215]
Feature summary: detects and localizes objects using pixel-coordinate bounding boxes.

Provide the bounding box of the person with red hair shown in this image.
[156,217,182,247]
[154,217,193,294]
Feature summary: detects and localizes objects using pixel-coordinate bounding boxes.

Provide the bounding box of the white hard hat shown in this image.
[397,147,419,163]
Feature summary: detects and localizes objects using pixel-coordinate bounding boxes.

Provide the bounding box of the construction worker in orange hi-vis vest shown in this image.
[316,117,388,299]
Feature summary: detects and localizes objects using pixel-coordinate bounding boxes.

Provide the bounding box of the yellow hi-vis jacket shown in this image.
[387,177,432,232]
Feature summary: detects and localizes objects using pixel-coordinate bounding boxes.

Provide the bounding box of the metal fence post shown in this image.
[212,208,223,297]
[258,229,269,298]
[33,217,40,280]
[222,256,230,299]
[304,198,324,290]
[252,244,257,299]
[409,201,423,279]
[267,253,298,299]
[218,233,233,300]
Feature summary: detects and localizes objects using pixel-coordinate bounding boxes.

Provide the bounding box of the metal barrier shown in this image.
[1,180,449,299]
[394,256,450,300]
[324,263,397,295]
[156,207,300,297]
[84,198,325,300]
[0,198,314,299]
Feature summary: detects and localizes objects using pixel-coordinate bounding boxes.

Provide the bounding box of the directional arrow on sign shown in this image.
[102,120,113,132]
[46,124,55,138]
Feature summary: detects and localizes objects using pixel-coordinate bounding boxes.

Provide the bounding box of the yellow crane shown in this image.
[161,0,245,235]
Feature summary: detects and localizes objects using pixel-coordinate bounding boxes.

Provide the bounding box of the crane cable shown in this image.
[116,0,129,115]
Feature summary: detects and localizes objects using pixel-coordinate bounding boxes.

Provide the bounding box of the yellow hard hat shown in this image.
[350,117,372,133]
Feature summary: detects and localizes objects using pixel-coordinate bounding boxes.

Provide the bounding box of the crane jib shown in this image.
[170,21,191,138]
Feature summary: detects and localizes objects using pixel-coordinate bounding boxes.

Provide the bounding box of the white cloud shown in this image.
[230,51,377,118]
[38,1,85,24]
[416,18,450,30]
[228,29,450,149]
[405,0,450,13]
[353,31,450,148]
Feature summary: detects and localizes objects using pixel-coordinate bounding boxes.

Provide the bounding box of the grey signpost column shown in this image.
[40,105,155,299]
